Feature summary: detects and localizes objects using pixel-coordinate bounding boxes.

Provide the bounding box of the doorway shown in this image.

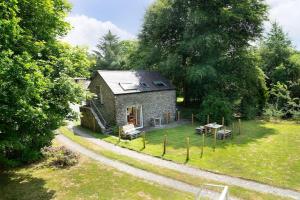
[126,105,143,128]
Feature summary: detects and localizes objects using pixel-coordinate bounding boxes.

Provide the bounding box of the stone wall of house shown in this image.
[115,90,176,127]
[88,74,116,125]
[80,106,102,132]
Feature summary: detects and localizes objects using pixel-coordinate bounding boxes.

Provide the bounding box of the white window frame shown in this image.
[125,105,143,129]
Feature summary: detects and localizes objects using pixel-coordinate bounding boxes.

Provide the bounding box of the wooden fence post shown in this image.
[231,122,234,139]
[186,137,190,161]
[163,135,167,156]
[238,119,241,135]
[177,111,180,121]
[118,126,121,142]
[222,117,224,126]
[142,131,146,149]
[165,113,169,124]
[207,115,210,124]
[168,112,171,123]
[192,113,194,125]
[201,132,204,158]
[213,128,217,152]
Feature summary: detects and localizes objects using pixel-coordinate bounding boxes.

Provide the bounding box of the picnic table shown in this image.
[204,123,223,136]
[205,123,223,151]
[205,123,223,130]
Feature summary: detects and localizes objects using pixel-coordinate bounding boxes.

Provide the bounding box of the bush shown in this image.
[41,146,79,168]
[195,94,233,125]
[263,104,285,121]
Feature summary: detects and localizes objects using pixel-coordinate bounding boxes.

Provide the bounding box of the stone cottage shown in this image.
[80,70,176,133]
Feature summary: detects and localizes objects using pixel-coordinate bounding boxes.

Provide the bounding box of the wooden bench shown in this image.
[195,126,205,134]
[217,129,232,140]
[121,124,141,140]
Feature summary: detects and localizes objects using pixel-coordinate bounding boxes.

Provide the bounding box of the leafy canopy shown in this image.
[0,0,85,167]
[138,0,268,120]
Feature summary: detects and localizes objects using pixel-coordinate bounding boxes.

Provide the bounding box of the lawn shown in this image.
[59,126,292,200]
[0,143,192,200]
[96,120,300,191]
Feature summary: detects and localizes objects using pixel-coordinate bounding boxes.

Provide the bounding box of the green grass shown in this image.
[92,120,300,191]
[0,146,192,200]
[59,126,292,200]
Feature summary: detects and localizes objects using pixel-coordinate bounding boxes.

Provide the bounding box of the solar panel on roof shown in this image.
[119,83,139,91]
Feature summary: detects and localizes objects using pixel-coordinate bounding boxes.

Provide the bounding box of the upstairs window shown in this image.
[119,83,139,91]
[140,82,149,88]
[153,81,167,87]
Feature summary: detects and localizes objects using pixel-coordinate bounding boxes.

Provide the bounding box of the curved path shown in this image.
[68,125,300,200]
[56,134,231,200]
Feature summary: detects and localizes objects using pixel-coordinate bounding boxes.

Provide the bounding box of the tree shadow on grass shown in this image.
[0,170,55,200]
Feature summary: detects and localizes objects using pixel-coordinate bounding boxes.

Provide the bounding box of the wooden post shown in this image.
[186,137,190,161]
[222,117,224,126]
[192,113,194,125]
[201,132,204,158]
[163,135,167,155]
[165,113,168,124]
[142,131,146,149]
[118,126,121,142]
[213,128,217,152]
[207,115,210,124]
[238,119,241,135]
[168,112,171,123]
[231,122,234,139]
[177,111,180,121]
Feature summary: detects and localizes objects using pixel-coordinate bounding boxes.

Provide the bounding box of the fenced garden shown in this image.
[93,120,300,191]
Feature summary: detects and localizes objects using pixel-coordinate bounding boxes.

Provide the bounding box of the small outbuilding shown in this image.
[80,70,176,133]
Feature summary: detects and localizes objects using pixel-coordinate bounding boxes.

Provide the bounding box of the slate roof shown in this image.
[94,70,175,95]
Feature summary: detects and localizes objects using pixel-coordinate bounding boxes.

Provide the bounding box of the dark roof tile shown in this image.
[95,70,175,95]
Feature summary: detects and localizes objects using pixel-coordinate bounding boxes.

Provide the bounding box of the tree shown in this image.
[0,0,83,167]
[258,22,300,120]
[50,42,93,78]
[119,40,139,69]
[138,0,268,119]
[259,22,295,85]
[94,30,122,70]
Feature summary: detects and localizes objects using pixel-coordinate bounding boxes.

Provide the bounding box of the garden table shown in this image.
[204,123,223,151]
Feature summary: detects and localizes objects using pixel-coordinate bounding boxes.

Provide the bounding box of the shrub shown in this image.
[263,104,285,121]
[41,146,79,168]
[195,94,233,125]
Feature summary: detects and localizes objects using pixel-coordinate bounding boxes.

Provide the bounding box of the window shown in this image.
[140,82,149,88]
[119,83,139,91]
[153,81,167,87]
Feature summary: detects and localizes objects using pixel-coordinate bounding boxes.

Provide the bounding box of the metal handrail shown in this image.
[91,99,107,127]
[195,184,229,200]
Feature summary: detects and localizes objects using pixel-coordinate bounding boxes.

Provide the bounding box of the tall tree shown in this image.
[119,40,139,69]
[51,42,93,78]
[94,30,122,70]
[259,22,296,85]
[138,0,268,119]
[0,0,83,167]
